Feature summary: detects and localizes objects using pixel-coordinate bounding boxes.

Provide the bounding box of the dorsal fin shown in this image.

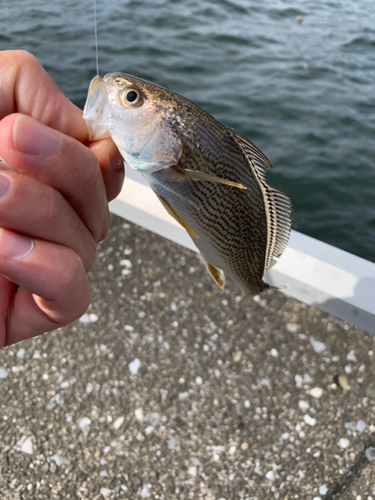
[263,186,292,270]
[233,132,272,183]
[233,131,292,271]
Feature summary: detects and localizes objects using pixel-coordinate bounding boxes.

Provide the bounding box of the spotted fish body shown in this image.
[83,73,292,296]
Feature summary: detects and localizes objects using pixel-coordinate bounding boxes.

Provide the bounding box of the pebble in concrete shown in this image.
[0,215,374,499]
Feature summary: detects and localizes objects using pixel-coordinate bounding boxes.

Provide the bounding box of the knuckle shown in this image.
[83,235,97,271]
[48,249,91,325]
[57,249,83,290]
[0,172,22,213]
[13,50,40,69]
[82,151,100,192]
[70,284,91,323]
[43,186,61,229]
[17,50,36,61]
[53,250,88,308]
[73,216,97,272]
[82,154,109,243]
[97,208,110,243]
[110,169,125,201]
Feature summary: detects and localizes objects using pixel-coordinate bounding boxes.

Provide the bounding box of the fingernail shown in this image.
[110,146,124,169]
[0,164,17,174]
[13,115,60,156]
[0,229,34,260]
[0,174,11,197]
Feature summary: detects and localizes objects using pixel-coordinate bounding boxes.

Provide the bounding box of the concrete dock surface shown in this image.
[0,214,375,499]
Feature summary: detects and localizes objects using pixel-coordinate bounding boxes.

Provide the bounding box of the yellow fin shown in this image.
[157,195,199,238]
[172,167,247,190]
[203,259,225,290]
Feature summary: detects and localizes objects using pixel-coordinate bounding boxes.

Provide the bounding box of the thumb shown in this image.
[0,50,88,142]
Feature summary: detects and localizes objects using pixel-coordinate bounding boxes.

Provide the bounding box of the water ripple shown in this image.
[0,0,374,261]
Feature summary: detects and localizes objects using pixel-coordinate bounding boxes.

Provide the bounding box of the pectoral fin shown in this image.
[203,259,225,290]
[157,195,199,238]
[171,167,247,190]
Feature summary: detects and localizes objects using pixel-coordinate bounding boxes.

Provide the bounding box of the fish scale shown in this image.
[145,133,269,294]
[83,72,292,296]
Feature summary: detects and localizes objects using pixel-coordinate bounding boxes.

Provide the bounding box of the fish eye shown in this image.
[120,87,144,108]
[126,91,137,102]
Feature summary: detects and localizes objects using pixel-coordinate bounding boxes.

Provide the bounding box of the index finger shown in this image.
[0,50,88,141]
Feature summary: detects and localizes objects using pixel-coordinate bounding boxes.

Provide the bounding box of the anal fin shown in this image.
[157,195,199,239]
[203,259,225,290]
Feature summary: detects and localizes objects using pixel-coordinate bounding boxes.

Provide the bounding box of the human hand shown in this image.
[0,50,125,346]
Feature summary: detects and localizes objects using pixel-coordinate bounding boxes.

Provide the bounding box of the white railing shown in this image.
[110,170,375,335]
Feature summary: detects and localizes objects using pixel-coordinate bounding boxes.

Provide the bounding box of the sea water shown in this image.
[1,0,374,262]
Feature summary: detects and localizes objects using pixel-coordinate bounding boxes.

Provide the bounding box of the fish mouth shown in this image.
[83,75,112,141]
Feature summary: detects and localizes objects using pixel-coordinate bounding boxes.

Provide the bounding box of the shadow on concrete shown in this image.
[313,277,375,335]
[325,436,375,499]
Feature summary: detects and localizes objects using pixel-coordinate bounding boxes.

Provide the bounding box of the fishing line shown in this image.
[94,0,99,75]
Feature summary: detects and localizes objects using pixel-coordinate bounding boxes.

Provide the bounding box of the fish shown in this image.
[83,73,292,296]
